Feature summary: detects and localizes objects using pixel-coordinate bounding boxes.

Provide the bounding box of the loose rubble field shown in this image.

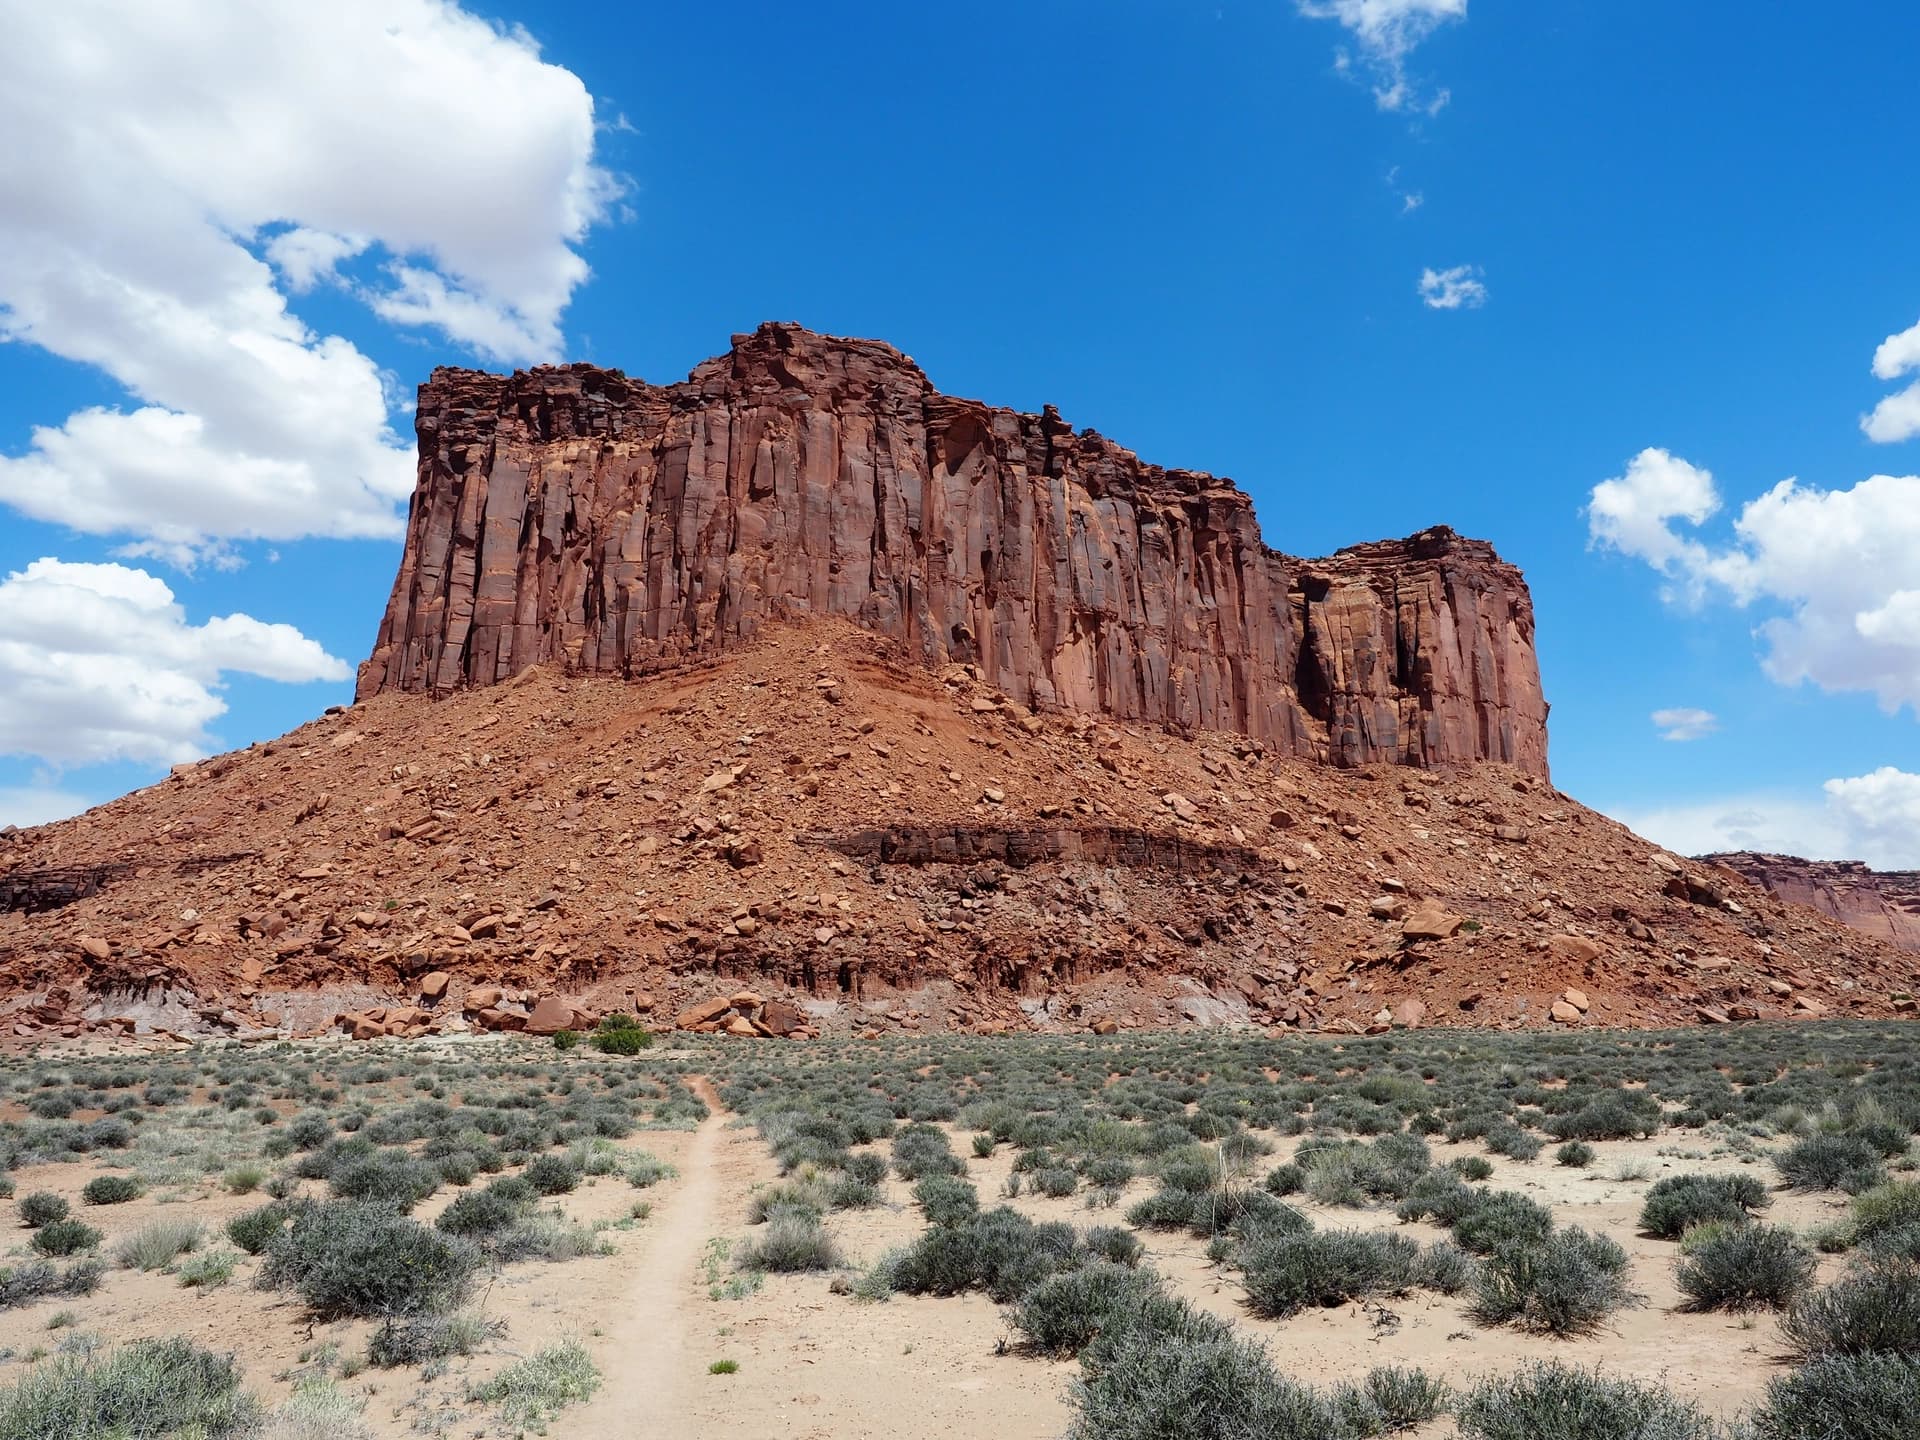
[0,1021,1913,1437]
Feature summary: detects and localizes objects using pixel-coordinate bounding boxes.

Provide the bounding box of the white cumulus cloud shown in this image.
[1651,707,1718,742]
[0,559,349,767]
[1864,315,1920,443]
[0,786,96,831]
[1589,450,1920,715]
[1418,264,1487,310]
[1296,0,1467,113]
[1610,766,1920,871]
[0,0,613,564]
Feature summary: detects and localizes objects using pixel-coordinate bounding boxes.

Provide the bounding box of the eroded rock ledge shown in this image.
[360,322,1549,776]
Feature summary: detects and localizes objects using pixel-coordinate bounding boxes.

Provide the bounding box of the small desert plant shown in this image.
[709,1358,740,1375]
[114,1217,204,1272]
[914,1174,979,1227]
[30,1220,101,1258]
[551,1029,580,1051]
[80,1175,141,1206]
[222,1166,266,1196]
[1675,1223,1816,1311]
[227,1202,293,1255]
[738,1213,840,1273]
[524,1154,580,1196]
[1469,1227,1635,1335]
[1238,1228,1421,1318]
[18,1192,68,1228]
[261,1202,477,1319]
[589,1015,652,1055]
[1778,1134,1887,1193]
[1455,1360,1717,1440]
[1638,1173,1768,1238]
[366,1310,501,1367]
[467,1340,600,1429]
[178,1248,239,1288]
[0,1259,102,1310]
[0,1336,257,1439]
[1748,1352,1920,1440]
[1013,1261,1165,1356]
[1555,1141,1595,1168]
[1781,1261,1920,1358]
[1851,1181,1920,1247]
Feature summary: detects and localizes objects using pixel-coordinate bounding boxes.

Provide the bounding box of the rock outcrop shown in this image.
[360,323,1549,776]
[1703,853,1920,954]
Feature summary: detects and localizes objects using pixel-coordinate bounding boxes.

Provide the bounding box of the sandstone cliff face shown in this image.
[1704,853,1920,954]
[360,323,1548,776]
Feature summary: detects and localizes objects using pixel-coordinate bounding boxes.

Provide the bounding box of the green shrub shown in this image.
[1555,1141,1595,1168]
[892,1124,966,1181]
[436,1185,529,1237]
[1545,1091,1663,1141]
[0,1336,257,1440]
[1032,1166,1079,1198]
[1639,1173,1768,1238]
[891,1208,1077,1302]
[80,1175,141,1206]
[1470,1228,1634,1335]
[1676,1224,1816,1311]
[178,1249,238,1289]
[1359,1365,1452,1431]
[1452,1155,1496,1181]
[1455,1360,1716,1440]
[227,1203,292,1255]
[18,1192,68,1228]
[524,1154,580,1195]
[1782,1262,1920,1358]
[1779,1134,1887,1193]
[221,1166,266,1196]
[738,1213,840,1273]
[551,1029,580,1051]
[1749,1353,1920,1440]
[589,1017,652,1055]
[260,1202,477,1319]
[30,1219,101,1258]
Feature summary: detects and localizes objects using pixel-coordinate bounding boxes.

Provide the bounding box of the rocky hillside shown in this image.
[360,323,1548,775]
[1,618,1913,1046]
[1703,853,1920,953]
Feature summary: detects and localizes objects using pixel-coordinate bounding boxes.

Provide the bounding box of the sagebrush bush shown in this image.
[0,1258,102,1310]
[914,1174,979,1227]
[1782,1261,1920,1358]
[367,1311,500,1368]
[1638,1173,1768,1238]
[737,1213,840,1273]
[1469,1227,1634,1335]
[1555,1141,1595,1168]
[1778,1134,1887,1193]
[1675,1223,1816,1311]
[0,1337,257,1439]
[1851,1182,1920,1247]
[1239,1228,1420,1318]
[1749,1352,1920,1440]
[1455,1360,1717,1440]
[261,1202,477,1319]
[467,1340,600,1430]
[1452,1190,1555,1255]
[1014,1261,1164,1356]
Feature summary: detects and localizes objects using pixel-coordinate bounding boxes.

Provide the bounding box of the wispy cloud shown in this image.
[1418,264,1487,310]
[1651,707,1718,742]
[1296,0,1467,115]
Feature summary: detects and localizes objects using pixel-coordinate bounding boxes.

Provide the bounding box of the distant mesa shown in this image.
[361,322,1549,778]
[1703,853,1920,954]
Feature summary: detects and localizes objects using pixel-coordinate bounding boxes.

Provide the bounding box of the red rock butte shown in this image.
[361,322,1549,778]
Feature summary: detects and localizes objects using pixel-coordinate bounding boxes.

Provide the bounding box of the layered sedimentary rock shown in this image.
[1704,853,1920,954]
[360,322,1548,776]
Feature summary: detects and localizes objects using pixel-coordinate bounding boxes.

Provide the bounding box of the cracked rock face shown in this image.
[359,322,1549,777]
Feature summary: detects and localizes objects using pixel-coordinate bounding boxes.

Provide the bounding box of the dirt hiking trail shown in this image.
[576,1077,728,1439]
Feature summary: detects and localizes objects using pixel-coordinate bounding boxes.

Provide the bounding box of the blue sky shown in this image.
[2,1,1917,864]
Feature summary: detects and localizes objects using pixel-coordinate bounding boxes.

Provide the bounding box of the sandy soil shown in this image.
[0,1080,1866,1437]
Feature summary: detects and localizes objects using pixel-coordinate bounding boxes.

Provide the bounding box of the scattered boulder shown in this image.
[1400,901,1465,941]
[524,994,577,1036]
